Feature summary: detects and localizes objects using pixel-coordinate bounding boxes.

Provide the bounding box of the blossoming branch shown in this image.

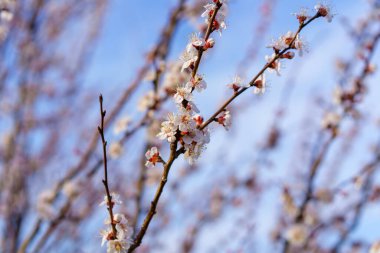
[97,1,335,252]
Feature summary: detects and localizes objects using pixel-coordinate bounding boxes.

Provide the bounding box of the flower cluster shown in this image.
[267,32,307,60]
[201,0,227,35]
[180,33,215,72]
[157,105,210,165]
[264,3,334,78]
[293,3,334,24]
[157,1,231,165]
[100,193,132,253]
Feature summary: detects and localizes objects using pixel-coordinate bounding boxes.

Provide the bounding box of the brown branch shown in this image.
[191,1,222,79]
[128,141,178,252]
[98,94,118,238]
[200,14,320,130]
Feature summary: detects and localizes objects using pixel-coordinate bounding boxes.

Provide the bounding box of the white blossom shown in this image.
[157,113,178,143]
[292,7,310,24]
[186,33,204,52]
[265,54,282,76]
[216,110,231,130]
[294,35,308,56]
[227,75,246,91]
[177,110,196,133]
[282,31,296,47]
[253,74,266,94]
[145,146,160,168]
[107,239,129,253]
[267,38,286,51]
[314,3,334,22]
[205,38,215,49]
[193,114,204,127]
[174,84,193,104]
[201,2,228,35]
[104,214,132,242]
[188,75,207,92]
[180,48,198,72]
[182,129,210,165]
[100,192,122,207]
[100,228,113,247]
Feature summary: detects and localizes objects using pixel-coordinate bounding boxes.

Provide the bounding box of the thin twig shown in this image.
[98,94,118,238]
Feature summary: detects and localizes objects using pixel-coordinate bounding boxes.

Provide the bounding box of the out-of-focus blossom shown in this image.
[37,189,56,219]
[370,241,380,253]
[315,188,333,203]
[109,142,124,159]
[321,112,341,129]
[114,116,131,135]
[162,62,190,93]
[332,86,343,105]
[63,181,81,199]
[138,91,156,111]
[285,224,308,246]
